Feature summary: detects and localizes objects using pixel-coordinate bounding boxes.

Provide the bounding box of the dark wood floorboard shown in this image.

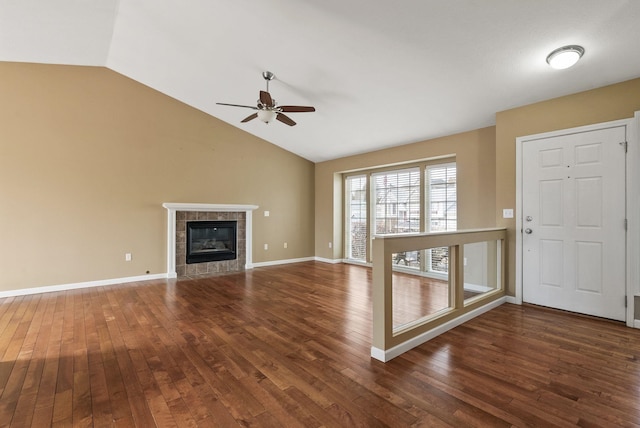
[1,261,639,427]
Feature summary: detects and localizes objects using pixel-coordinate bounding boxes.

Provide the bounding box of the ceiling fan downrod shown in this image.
[262,71,275,93]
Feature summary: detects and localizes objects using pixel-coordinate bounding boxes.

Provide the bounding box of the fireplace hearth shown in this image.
[186,221,237,264]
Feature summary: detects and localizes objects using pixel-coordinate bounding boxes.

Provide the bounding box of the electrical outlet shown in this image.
[264,243,268,250]
[264,211,270,217]
[284,242,288,248]
[125,253,132,261]
[329,242,332,249]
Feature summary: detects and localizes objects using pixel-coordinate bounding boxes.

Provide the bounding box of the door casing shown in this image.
[515,115,640,327]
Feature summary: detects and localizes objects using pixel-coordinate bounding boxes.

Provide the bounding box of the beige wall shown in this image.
[4,62,637,298]
[496,77,640,294]
[0,62,315,291]
[315,127,497,260]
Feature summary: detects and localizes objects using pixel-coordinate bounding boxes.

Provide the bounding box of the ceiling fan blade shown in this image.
[241,113,258,123]
[279,106,316,113]
[259,91,274,107]
[216,102,258,110]
[276,113,296,126]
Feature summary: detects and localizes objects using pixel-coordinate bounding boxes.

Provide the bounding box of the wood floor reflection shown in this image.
[1,261,639,427]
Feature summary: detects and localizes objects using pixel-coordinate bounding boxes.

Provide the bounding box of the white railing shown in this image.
[371,228,507,362]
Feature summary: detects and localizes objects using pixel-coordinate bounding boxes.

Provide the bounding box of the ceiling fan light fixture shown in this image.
[257,109,277,123]
[546,45,584,70]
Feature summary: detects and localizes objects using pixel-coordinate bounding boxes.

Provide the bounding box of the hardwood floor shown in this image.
[1,261,639,427]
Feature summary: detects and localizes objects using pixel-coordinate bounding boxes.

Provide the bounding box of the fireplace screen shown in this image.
[186,221,237,264]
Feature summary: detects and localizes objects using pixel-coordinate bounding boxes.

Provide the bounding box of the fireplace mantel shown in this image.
[163,203,258,278]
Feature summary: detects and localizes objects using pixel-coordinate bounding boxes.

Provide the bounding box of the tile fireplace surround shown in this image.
[163,203,258,278]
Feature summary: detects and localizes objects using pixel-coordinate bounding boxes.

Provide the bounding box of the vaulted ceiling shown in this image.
[2,0,640,162]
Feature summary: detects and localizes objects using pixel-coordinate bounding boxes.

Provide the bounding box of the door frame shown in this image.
[515,114,639,327]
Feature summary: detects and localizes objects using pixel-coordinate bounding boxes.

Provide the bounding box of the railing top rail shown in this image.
[372,227,507,253]
[373,227,507,240]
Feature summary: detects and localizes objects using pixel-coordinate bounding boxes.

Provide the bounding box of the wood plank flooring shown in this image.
[1,261,639,427]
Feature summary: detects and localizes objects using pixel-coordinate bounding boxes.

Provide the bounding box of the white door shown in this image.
[522,125,627,321]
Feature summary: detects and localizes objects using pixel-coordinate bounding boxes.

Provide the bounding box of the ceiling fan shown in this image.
[217,71,315,126]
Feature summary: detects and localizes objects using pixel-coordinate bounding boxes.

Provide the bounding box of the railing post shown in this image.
[450,244,465,309]
[371,237,392,359]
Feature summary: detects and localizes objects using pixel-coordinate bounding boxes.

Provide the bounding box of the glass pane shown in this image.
[392,247,452,330]
[429,246,449,273]
[346,175,367,261]
[427,164,456,273]
[373,168,421,235]
[392,250,420,268]
[463,241,500,304]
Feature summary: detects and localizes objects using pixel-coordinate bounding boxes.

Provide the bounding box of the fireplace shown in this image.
[163,203,257,278]
[186,221,237,264]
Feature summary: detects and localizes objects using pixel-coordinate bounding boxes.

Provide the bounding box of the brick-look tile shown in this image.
[175,210,248,278]
[176,265,186,277]
[186,264,198,276]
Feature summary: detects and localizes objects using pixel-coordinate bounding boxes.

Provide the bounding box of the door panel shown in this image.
[522,126,626,321]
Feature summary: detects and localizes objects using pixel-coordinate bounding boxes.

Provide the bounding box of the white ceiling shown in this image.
[2,0,640,162]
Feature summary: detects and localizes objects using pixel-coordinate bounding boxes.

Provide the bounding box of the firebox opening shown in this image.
[186,221,237,264]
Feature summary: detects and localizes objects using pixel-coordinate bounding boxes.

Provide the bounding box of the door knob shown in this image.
[524,228,533,234]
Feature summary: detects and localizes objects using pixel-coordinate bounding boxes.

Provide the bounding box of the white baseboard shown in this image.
[340,259,373,267]
[505,295,518,304]
[314,257,343,264]
[464,283,494,293]
[0,273,168,298]
[1,258,337,298]
[251,257,316,268]
[634,319,640,329]
[371,296,507,362]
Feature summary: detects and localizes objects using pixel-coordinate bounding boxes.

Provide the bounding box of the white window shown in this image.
[426,163,457,273]
[372,168,421,235]
[343,161,456,269]
[345,175,367,261]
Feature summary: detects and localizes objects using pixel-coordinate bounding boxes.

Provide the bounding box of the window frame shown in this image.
[425,162,457,275]
[343,158,456,266]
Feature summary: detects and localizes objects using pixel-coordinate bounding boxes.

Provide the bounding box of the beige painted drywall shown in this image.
[314,127,497,260]
[496,77,640,295]
[0,62,315,291]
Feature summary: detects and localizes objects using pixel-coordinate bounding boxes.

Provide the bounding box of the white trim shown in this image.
[252,257,315,268]
[464,283,494,293]
[629,111,640,327]
[0,273,167,298]
[505,295,518,304]
[370,347,386,362]
[162,203,259,276]
[342,259,371,267]
[515,117,638,325]
[315,257,345,264]
[371,296,506,362]
[515,126,524,305]
[162,203,259,212]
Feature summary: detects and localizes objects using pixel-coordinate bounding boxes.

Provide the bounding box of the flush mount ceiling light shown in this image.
[546,45,585,69]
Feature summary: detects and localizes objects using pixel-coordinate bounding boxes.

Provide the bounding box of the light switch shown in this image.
[503,209,514,219]
[264,211,270,217]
